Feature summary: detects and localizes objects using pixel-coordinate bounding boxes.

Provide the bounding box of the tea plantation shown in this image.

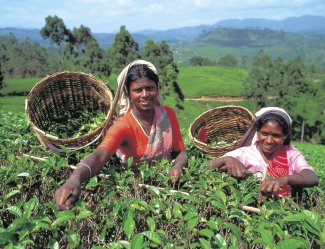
[0,111,324,248]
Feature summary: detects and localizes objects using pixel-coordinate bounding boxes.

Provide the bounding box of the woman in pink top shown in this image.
[206,107,318,203]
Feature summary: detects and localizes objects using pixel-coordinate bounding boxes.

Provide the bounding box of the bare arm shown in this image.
[55,148,111,210]
[206,156,247,179]
[71,149,111,183]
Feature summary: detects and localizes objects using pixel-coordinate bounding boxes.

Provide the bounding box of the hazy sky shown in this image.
[1,0,324,33]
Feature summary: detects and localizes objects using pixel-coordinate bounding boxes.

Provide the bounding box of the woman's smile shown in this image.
[257,121,285,157]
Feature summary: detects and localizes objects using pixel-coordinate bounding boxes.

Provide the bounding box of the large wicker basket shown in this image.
[25,71,115,152]
[189,105,255,157]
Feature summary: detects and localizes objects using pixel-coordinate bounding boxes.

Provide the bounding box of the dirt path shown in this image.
[185,96,244,102]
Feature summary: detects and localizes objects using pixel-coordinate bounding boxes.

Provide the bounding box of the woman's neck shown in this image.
[132,107,155,126]
[257,143,274,163]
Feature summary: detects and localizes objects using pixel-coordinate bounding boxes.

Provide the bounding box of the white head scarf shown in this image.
[239,107,292,146]
[117,59,162,115]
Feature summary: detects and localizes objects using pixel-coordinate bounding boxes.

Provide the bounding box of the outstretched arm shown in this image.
[55,148,111,210]
[206,156,247,179]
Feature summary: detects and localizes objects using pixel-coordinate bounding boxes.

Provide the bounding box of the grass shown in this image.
[0,96,26,112]
[0,77,42,95]
[292,141,325,177]
[177,66,249,98]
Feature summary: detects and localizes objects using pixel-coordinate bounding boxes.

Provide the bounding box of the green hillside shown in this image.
[174,28,325,70]
[177,66,248,98]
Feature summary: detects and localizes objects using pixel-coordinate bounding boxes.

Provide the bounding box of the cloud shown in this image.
[0,0,324,32]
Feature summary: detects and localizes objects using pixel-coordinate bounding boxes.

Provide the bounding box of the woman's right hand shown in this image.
[223,157,247,179]
[55,176,81,210]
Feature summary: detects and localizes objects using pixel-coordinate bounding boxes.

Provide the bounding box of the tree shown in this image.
[189,56,214,66]
[0,34,55,77]
[40,15,71,70]
[243,50,273,109]
[82,40,108,76]
[107,26,140,74]
[40,15,71,48]
[0,62,4,90]
[65,25,94,69]
[218,54,238,67]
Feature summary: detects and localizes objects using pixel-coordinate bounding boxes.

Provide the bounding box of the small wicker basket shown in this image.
[25,71,114,151]
[189,105,255,158]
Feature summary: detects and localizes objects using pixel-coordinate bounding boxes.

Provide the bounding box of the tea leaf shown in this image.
[124,215,135,239]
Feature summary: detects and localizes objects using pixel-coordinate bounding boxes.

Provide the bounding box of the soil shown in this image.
[185,96,244,102]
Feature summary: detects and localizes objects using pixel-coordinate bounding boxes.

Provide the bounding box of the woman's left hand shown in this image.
[257,176,288,204]
[168,164,183,184]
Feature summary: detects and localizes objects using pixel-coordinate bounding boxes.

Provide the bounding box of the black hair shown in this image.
[125,64,159,95]
[256,112,291,145]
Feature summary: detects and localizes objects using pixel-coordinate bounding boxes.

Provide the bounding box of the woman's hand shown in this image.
[257,176,288,204]
[55,175,81,210]
[206,156,247,179]
[223,157,247,179]
[168,164,183,184]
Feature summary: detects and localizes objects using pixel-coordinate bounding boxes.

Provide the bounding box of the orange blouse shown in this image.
[97,106,185,164]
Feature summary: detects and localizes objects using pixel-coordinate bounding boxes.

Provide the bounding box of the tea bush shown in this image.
[0,111,324,248]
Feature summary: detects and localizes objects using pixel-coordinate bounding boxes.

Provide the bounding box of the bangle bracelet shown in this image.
[77,162,92,178]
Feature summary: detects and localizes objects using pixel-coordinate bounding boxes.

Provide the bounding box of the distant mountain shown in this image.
[214,15,325,34]
[172,27,325,69]
[0,27,51,46]
[2,15,324,49]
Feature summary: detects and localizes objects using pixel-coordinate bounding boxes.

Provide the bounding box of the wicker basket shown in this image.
[189,105,255,157]
[25,71,115,152]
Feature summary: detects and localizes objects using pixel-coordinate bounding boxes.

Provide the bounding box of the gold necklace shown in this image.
[132,109,153,135]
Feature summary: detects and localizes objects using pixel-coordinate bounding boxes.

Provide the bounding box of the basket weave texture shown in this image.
[189,105,255,158]
[25,71,114,151]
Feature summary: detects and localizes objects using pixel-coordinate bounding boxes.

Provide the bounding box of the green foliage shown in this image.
[107,25,140,75]
[64,25,107,76]
[189,56,215,66]
[0,62,3,90]
[0,34,59,77]
[218,54,238,67]
[46,110,106,139]
[0,96,26,112]
[243,50,325,143]
[40,16,107,76]
[0,111,324,248]
[40,15,71,47]
[174,27,325,71]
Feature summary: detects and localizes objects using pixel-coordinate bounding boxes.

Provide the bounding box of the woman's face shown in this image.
[257,121,285,156]
[129,76,158,112]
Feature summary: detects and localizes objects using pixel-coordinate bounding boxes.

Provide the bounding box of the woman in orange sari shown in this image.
[55,60,187,210]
